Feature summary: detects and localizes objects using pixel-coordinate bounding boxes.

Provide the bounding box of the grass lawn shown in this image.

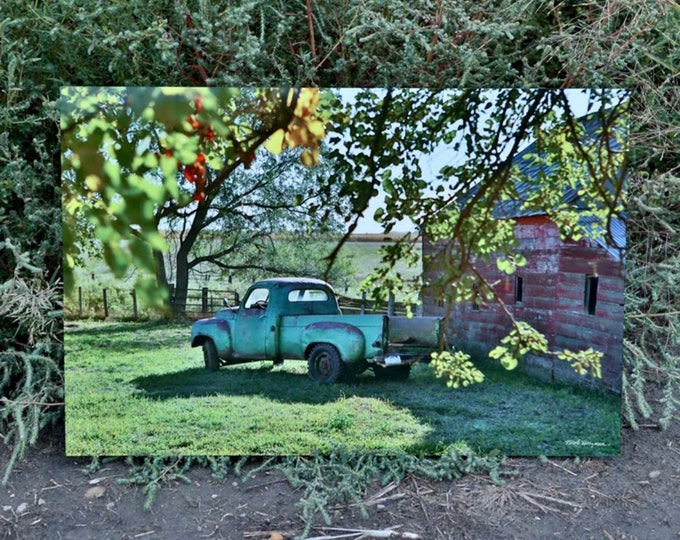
[65,321,621,457]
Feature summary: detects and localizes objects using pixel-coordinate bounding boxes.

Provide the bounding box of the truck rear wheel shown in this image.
[307,344,344,384]
[203,339,220,371]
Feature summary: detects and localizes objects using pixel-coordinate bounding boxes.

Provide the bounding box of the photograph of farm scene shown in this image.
[63,87,627,457]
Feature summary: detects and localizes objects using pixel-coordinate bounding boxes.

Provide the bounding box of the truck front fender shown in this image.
[301,322,367,364]
[191,318,233,359]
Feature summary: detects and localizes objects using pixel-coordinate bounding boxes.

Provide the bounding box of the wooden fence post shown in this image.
[360,291,366,315]
[78,286,83,318]
[167,283,175,313]
[202,287,209,312]
[103,288,109,318]
[131,289,138,319]
[387,292,395,316]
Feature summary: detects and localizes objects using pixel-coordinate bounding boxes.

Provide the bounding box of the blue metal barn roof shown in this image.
[463,111,627,260]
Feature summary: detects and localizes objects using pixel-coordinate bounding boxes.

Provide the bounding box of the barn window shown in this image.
[471,283,481,311]
[515,276,523,304]
[584,275,599,315]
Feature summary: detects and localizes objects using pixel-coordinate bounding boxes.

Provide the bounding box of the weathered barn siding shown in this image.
[422,215,624,392]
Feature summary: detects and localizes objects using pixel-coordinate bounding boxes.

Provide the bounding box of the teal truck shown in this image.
[190,277,443,383]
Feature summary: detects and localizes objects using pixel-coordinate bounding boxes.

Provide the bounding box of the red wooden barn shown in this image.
[422,119,626,393]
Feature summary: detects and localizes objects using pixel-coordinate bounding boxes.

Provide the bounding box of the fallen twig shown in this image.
[520,490,581,509]
[0,396,65,407]
[548,460,578,476]
[243,477,289,491]
[411,477,435,532]
[517,491,558,513]
[242,531,296,539]
[308,525,421,539]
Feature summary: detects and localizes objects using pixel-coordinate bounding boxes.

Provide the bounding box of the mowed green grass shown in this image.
[65,321,621,457]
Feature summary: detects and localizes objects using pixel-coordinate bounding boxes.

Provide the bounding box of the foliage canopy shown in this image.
[1,0,679,499]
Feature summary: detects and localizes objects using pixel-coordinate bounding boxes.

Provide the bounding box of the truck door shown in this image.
[232,286,274,359]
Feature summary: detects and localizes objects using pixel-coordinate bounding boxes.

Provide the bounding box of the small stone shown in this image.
[16,503,29,515]
[37,499,46,506]
[3,505,12,512]
[84,486,106,500]
[270,533,284,540]
[648,470,661,479]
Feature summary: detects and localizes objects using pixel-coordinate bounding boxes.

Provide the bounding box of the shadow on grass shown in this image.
[131,362,392,405]
[66,319,177,334]
[65,320,188,352]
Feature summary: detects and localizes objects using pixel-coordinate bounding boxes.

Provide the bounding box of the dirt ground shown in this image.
[1,420,679,540]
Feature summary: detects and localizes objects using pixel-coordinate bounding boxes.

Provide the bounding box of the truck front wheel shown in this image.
[307,344,345,384]
[202,339,220,371]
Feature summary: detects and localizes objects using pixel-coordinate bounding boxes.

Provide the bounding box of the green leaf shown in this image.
[496,258,514,274]
[500,355,518,370]
[102,161,121,189]
[144,231,168,252]
[160,155,180,199]
[489,346,506,360]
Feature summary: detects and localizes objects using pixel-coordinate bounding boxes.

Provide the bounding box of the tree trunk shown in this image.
[166,200,211,316]
[173,245,191,317]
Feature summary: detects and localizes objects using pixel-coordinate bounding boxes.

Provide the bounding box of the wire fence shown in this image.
[65,286,415,320]
[65,286,239,320]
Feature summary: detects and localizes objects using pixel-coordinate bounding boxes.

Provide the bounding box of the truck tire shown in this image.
[203,339,220,371]
[307,343,345,384]
[374,364,411,381]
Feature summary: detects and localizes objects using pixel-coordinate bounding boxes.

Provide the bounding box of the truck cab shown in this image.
[228,278,341,360]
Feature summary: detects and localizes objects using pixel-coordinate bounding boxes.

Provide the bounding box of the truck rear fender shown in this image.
[190,318,233,357]
[301,322,369,363]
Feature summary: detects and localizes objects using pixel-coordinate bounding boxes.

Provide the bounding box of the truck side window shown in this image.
[243,287,269,309]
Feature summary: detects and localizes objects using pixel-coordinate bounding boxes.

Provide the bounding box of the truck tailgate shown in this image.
[385,316,443,357]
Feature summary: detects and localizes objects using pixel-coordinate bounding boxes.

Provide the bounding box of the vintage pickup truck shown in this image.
[190,277,443,383]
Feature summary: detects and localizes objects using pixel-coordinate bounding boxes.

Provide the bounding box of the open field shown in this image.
[65,321,620,457]
[65,238,422,319]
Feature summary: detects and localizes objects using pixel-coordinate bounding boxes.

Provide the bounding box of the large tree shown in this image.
[61,87,333,313]
[158,147,351,313]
